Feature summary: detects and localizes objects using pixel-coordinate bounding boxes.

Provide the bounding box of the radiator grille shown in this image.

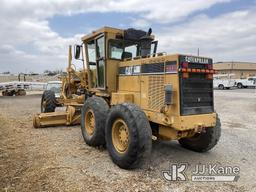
[180,78,214,115]
[148,75,165,110]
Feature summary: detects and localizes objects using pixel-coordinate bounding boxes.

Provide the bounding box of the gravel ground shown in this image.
[0,89,255,192]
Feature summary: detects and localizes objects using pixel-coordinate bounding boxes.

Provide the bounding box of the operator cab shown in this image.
[74,27,158,93]
[108,28,158,60]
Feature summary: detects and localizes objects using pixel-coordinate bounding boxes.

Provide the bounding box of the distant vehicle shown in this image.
[213,74,236,89]
[46,81,62,98]
[235,77,256,88]
[0,73,28,96]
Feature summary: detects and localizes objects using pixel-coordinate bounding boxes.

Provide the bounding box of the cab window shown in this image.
[125,45,137,58]
[109,40,123,60]
[87,41,96,63]
[87,40,97,87]
[96,36,105,88]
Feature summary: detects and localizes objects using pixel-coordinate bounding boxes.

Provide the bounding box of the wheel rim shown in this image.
[112,119,129,154]
[85,109,95,135]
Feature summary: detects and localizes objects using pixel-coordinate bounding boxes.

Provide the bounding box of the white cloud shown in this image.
[131,18,151,28]
[0,0,231,22]
[157,8,256,62]
[0,0,255,73]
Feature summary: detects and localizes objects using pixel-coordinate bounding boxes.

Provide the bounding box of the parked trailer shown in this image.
[0,81,47,96]
[0,81,29,96]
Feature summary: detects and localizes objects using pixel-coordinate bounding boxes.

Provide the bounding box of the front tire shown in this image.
[81,96,109,146]
[105,103,152,169]
[178,115,221,152]
[41,90,57,113]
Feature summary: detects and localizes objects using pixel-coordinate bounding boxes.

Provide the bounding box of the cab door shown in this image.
[95,35,106,89]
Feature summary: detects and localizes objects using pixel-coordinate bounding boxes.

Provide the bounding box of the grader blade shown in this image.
[33,106,81,128]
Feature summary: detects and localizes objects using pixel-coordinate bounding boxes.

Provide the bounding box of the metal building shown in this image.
[213,61,256,79]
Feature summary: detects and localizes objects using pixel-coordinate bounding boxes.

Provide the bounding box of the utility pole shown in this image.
[197,48,200,56]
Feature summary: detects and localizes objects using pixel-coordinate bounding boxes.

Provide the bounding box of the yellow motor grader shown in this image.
[33,27,221,169]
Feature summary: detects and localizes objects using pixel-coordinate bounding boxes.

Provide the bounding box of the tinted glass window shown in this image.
[96,36,105,88]
[96,36,105,58]
[87,40,97,87]
[109,40,123,60]
[125,45,137,58]
[87,41,96,63]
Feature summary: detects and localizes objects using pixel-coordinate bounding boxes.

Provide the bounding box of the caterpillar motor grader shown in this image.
[33,27,221,169]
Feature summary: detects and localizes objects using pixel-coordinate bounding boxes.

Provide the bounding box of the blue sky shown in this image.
[49,12,132,37]
[49,0,255,36]
[197,0,254,16]
[0,0,255,73]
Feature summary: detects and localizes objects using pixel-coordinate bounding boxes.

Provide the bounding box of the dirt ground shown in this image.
[0,89,256,192]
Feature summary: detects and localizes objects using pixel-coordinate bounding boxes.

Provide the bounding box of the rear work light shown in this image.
[179,63,217,74]
[180,68,217,73]
[181,68,187,72]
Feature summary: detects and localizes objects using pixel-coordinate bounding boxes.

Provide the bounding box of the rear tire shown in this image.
[105,103,152,169]
[178,115,221,152]
[41,90,57,113]
[81,96,109,146]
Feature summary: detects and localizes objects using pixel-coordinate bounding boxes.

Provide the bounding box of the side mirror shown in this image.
[74,45,81,59]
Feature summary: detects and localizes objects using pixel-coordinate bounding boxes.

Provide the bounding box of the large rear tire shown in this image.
[178,115,221,152]
[81,96,109,147]
[41,90,57,113]
[105,103,152,169]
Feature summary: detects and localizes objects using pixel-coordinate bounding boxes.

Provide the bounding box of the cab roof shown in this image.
[81,26,123,42]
